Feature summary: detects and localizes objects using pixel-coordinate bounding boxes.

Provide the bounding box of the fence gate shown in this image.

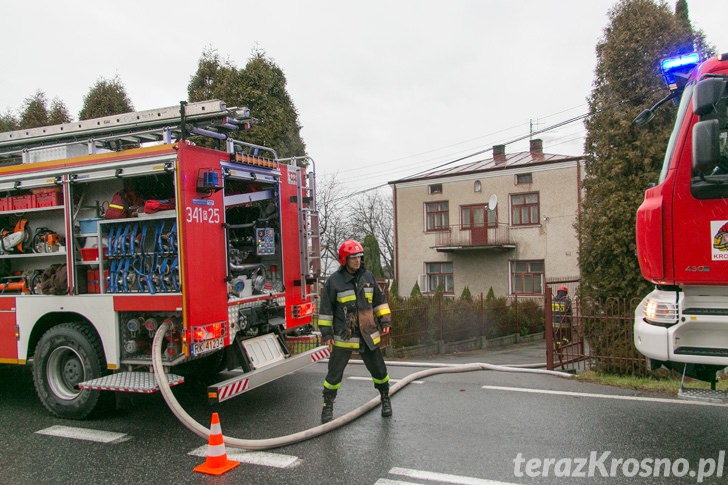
[545,282,647,374]
[545,281,584,371]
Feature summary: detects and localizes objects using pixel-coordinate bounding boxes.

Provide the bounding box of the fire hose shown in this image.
[152,322,574,451]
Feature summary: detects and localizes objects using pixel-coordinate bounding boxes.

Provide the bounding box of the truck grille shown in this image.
[682,307,728,316]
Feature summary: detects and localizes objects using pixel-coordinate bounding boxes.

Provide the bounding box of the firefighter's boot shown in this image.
[321,389,337,424]
[379,388,392,418]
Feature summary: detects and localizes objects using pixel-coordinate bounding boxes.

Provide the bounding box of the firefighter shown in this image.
[318,239,392,424]
[552,286,573,348]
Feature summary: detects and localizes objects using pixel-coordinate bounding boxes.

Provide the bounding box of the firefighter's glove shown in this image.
[379,317,391,335]
[322,334,334,346]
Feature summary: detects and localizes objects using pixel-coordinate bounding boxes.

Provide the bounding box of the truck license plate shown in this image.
[191,337,224,356]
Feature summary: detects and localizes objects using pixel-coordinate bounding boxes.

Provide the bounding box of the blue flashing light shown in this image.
[660,53,700,91]
[661,53,700,72]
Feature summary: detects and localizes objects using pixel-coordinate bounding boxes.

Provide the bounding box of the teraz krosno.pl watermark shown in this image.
[513,451,725,483]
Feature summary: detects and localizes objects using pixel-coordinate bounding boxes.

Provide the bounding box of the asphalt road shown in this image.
[2,347,728,485]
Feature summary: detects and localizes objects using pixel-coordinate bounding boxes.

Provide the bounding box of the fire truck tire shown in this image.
[32,322,106,419]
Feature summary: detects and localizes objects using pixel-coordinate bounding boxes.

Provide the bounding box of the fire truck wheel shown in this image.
[32,322,106,419]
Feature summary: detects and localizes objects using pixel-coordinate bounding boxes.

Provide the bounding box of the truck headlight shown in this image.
[644,298,678,326]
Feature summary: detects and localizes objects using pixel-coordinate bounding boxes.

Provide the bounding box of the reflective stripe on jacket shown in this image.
[552,296,572,327]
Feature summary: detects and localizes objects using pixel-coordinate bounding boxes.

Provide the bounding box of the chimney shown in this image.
[529,138,543,157]
[493,144,506,164]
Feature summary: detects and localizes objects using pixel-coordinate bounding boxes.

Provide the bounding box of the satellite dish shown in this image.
[488,194,498,210]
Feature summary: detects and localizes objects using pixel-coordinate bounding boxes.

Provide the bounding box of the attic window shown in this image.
[429,183,443,194]
[515,173,532,185]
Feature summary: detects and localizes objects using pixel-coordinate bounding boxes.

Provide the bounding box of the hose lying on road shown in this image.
[152,322,574,451]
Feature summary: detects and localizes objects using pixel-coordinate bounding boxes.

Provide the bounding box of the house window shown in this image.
[474,180,482,192]
[511,260,544,295]
[425,201,449,231]
[426,262,454,294]
[461,204,497,229]
[488,205,497,227]
[515,173,533,185]
[429,183,443,194]
[511,192,539,226]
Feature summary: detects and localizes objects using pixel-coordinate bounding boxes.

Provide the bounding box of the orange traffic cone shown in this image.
[193,412,240,476]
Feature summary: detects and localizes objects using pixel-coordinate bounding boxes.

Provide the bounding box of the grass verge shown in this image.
[576,370,728,395]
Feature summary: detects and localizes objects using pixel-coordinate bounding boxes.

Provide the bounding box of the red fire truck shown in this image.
[634,52,728,397]
[0,100,327,418]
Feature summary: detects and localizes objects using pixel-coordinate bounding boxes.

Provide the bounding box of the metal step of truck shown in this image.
[678,387,728,404]
[78,371,184,393]
[208,345,330,404]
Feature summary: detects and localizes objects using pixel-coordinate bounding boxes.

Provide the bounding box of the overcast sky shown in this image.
[1,1,726,194]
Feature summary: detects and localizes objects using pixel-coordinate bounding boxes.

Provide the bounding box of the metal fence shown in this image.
[305,281,648,376]
[545,291,647,375]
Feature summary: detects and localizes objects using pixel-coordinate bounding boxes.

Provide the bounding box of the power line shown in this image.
[338,102,591,177]
[337,122,587,186]
[329,90,656,199]
[399,89,654,180]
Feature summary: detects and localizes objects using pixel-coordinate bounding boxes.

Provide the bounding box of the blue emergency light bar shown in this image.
[661,53,700,91]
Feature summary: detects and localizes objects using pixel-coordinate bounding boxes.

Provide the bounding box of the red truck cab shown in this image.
[634,53,728,385]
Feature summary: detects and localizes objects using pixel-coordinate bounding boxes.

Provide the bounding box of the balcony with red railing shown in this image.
[431,223,515,252]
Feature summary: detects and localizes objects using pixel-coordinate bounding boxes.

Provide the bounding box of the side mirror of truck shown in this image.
[693,119,720,173]
[693,78,727,116]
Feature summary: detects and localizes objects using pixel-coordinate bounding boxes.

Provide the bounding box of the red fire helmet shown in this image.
[338,239,364,265]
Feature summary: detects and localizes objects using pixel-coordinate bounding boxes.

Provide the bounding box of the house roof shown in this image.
[389,141,583,184]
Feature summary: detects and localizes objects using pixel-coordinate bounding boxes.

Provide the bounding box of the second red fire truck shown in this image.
[0,100,327,418]
[634,52,728,398]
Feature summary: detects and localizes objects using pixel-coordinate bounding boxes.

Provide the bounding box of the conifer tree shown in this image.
[188,48,239,104]
[49,98,72,125]
[580,0,713,301]
[409,281,422,299]
[0,111,18,132]
[389,279,400,301]
[362,233,385,278]
[19,91,51,128]
[188,47,306,161]
[79,76,134,120]
[237,49,306,159]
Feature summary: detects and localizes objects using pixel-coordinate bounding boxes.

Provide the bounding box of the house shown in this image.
[389,139,583,298]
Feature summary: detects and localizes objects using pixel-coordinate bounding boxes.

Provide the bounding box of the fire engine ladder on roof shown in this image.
[281,156,321,300]
[0,99,264,165]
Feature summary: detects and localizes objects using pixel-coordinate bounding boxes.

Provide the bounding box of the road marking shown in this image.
[481,385,728,407]
[35,425,130,444]
[189,445,299,468]
[388,467,519,485]
[348,376,424,384]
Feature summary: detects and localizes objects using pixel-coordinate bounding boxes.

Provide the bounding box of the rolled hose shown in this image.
[152,323,574,451]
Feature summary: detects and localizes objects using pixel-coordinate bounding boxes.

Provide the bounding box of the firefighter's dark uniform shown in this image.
[552,291,573,347]
[318,264,391,420]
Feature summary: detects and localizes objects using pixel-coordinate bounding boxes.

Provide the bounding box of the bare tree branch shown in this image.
[316,173,353,275]
[350,188,394,278]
